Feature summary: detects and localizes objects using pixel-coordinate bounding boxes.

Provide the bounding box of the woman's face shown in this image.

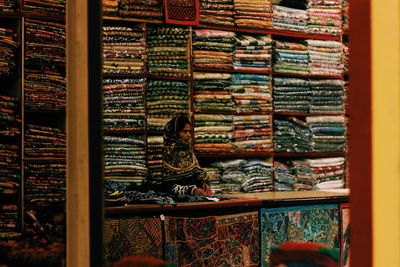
[179,124,191,142]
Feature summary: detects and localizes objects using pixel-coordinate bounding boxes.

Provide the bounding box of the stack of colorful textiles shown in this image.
[241,159,272,192]
[22,0,65,17]
[234,0,273,29]
[342,0,349,31]
[193,72,234,113]
[273,40,309,75]
[147,26,189,77]
[0,0,18,13]
[343,43,349,74]
[307,0,343,35]
[24,124,66,159]
[0,27,17,76]
[290,159,314,190]
[273,160,296,191]
[305,157,344,190]
[24,69,66,112]
[306,116,346,152]
[307,39,343,76]
[210,159,246,193]
[234,35,272,71]
[231,74,272,113]
[203,167,222,194]
[192,29,235,70]
[103,135,147,187]
[24,19,66,66]
[102,0,118,16]
[194,114,233,153]
[273,77,310,113]
[309,79,344,114]
[103,78,146,132]
[274,117,313,153]
[103,25,146,75]
[0,95,20,137]
[147,117,170,131]
[146,135,163,186]
[233,115,273,152]
[273,5,308,32]
[118,0,163,19]
[343,80,348,113]
[200,0,234,27]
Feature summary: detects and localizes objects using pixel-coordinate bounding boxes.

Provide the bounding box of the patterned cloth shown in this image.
[200,0,234,27]
[307,0,343,35]
[23,0,65,17]
[273,77,310,113]
[0,26,18,76]
[0,0,18,13]
[274,117,312,153]
[234,0,272,29]
[234,36,272,71]
[306,116,346,152]
[307,39,343,76]
[273,40,309,75]
[273,5,308,32]
[118,0,163,19]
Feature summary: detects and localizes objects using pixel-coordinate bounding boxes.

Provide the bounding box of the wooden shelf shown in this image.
[194,110,273,115]
[193,67,272,75]
[195,151,274,158]
[103,16,163,24]
[103,73,147,78]
[274,152,345,158]
[272,72,343,79]
[22,11,65,22]
[274,112,345,117]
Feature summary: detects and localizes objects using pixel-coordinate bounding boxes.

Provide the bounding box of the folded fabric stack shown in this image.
[306,116,346,152]
[200,0,234,27]
[342,0,349,31]
[102,0,118,16]
[24,69,66,112]
[273,5,308,32]
[241,159,272,192]
[307,0,342,35]
[203,167,222,194]
[118,0,163,19]
[309,79,344,114]
[0,27,17,76]
[22,0,65,17]
[231,74,272,113]
[234,0,273,29]
[192,29,235,70]
[193,72,234,113]
[147,117,170,131]
[24,19,66,66]
[305,157,345,190]
[147,26,189,77]
[343,80,348,113]
[274,117,313,153]
[290,159,314,190]
[103,78,146,132]
[0,95,20,137]
[210,159,246,193]
[194,114,233,153]
[273,77,310,113]
[343,44,349,74]
[273,160,296,191]
[0,0,18,13]
[307,39,343,76]
[103,25,146,75]
[233,115,273,152]
[104,135,147,187]
[273,40,309,75]
[234,35,272,71]
[146,135,163,186]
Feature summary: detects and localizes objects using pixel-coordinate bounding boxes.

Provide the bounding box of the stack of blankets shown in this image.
[147,117,170,131]
[307,39,343,76]
[0,95,20,137]
[273,160,296,191]
[274,117,313,153]
[192,29,235,70]
[307,0,343,35]
[273,5,308,32]
[24,19,66,66]
[306,116,346,152]
[200,0,234,27]
[0,27,17,76]
[193,72,234,113]
[0,0,18,13]
[103,135,147,187]
[118,0,163,19]
[102,0,118,16]
[103,25,146,75]
[210,159,246,193]
[22,0,65,17]
[233,115,273,152]
[146,135,164,186]
[103,78,146,132]
[309,79,344,114]
[24,69,66,112]
[203,167,222,194]
[273,40,309,75]
[273,77,310,113]
[147,26,189,77]
[194,114,233,153]
[233,34,272,71]
[234,0,272,29]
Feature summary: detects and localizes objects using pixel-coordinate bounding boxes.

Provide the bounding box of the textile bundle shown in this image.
[103,25,146,75]
[234,0,272,29]
[146,135,163,186]
[0,95,20,137]
[307,0,343,36]
[194,113,233,153]
[274,117,312,153]
[147,26,189,77]
[102,0,118,16]
[273,5,308,33]
[309,79,344,114]
[307,39,343,76]
[273,77,310,113]
[118,0,163,19]
[146,117,170,131]
[307,116,346,152]
[202,167,222,194]
[0,27,17,76]
[234,34,272,71]
[192,29,235,70]
[24,69,66,112]
[200,0,234,27]
[233,115,273,152]
[0,0,18,13]
[273,161,296,191]
[273,40,309,75]
[103,78,146,132]
[22,0,65,17]
[103,135,147,187]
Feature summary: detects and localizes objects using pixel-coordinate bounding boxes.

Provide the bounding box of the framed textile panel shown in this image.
[104,216,163,264]
[165,211,259,266]
[340,203,351,267]
[260,204,340,267]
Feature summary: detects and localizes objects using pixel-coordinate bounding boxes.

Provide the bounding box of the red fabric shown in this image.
[111,256,171,267]
[164,0,199,25]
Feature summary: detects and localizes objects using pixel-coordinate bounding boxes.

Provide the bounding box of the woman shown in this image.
[162,115,212,196]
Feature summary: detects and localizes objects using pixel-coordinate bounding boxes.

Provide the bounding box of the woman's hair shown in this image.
[163,114,190,142]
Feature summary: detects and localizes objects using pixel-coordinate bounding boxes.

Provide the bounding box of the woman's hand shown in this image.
[193,188,208,196]
[202,183,212,195]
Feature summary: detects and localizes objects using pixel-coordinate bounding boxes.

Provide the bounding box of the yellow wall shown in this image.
[372,0,400,265]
